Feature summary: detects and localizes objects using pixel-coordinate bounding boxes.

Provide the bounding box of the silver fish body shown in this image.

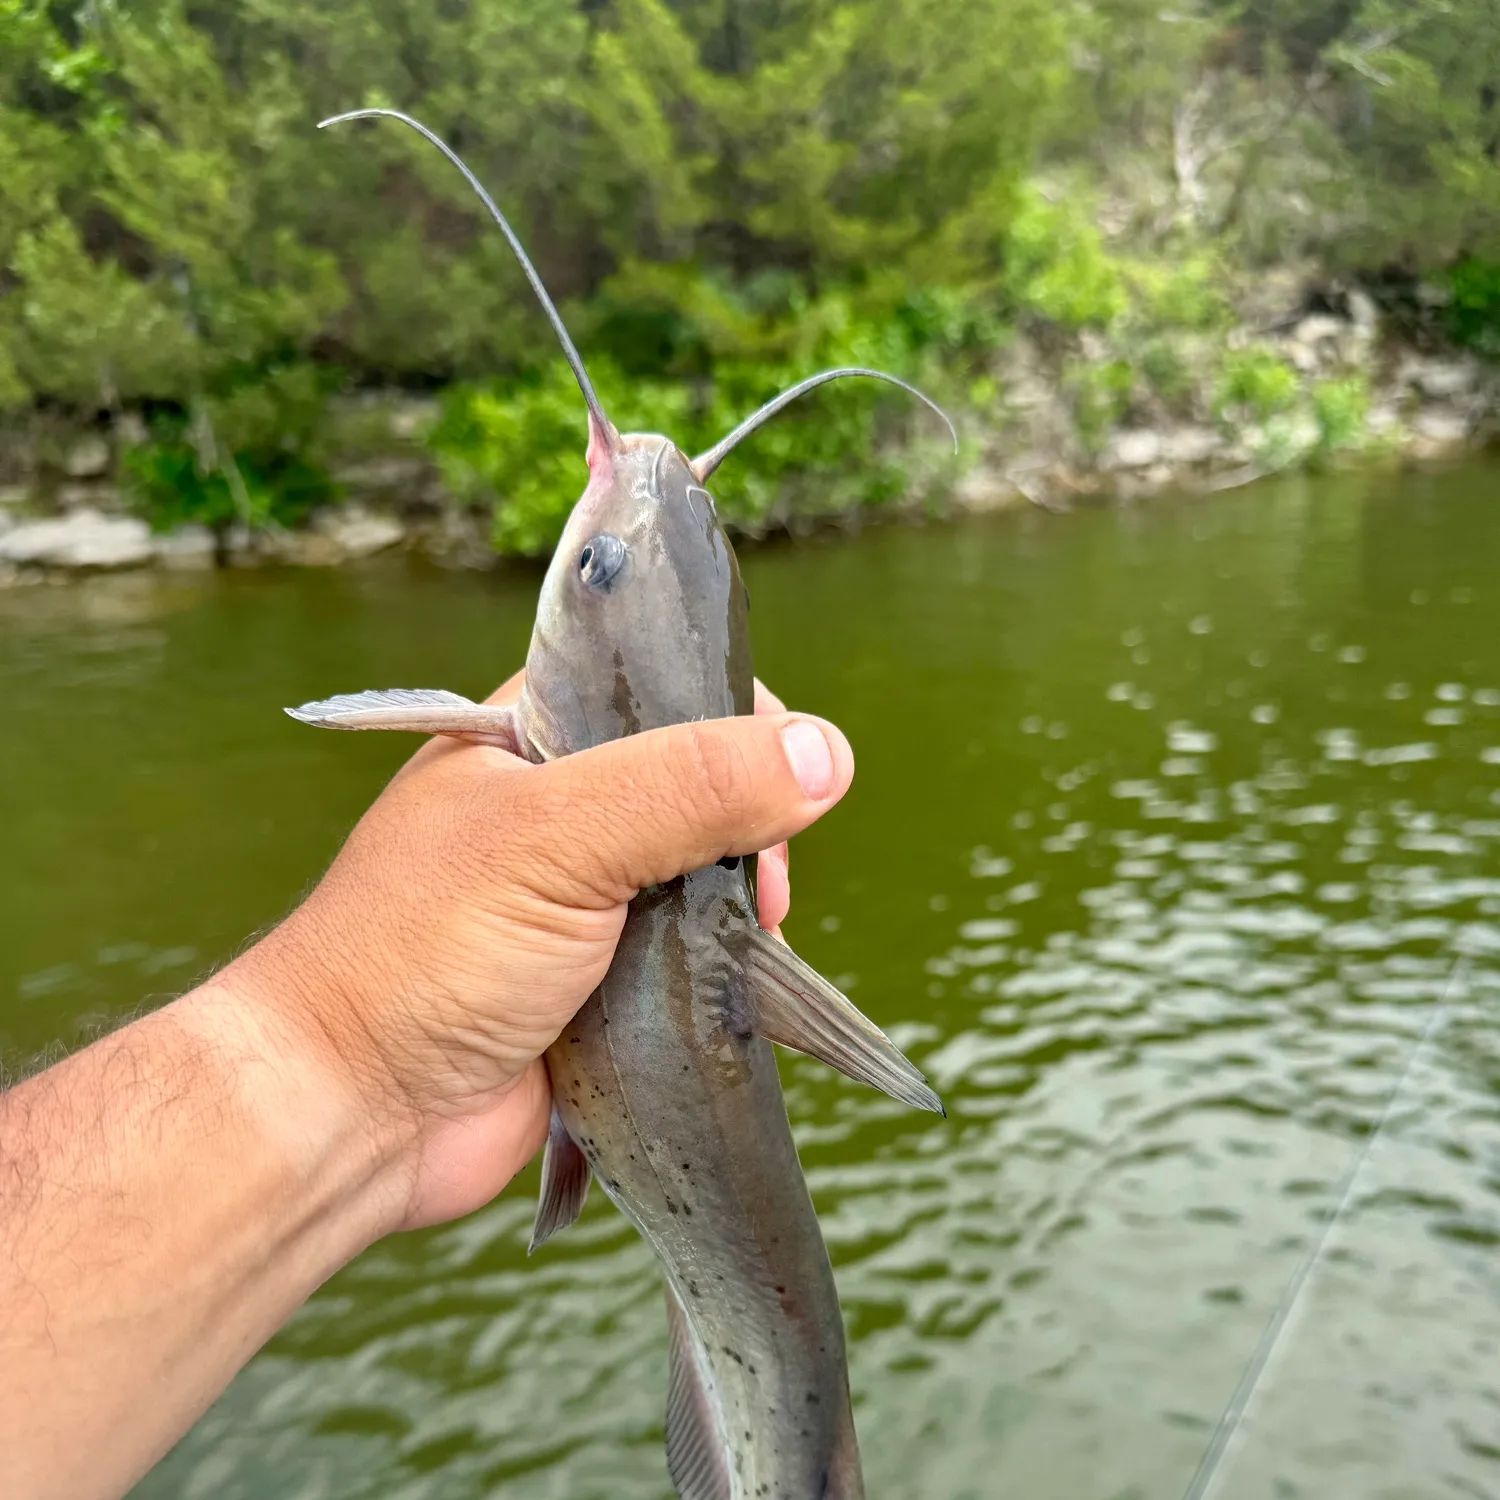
[548,866,863,1499]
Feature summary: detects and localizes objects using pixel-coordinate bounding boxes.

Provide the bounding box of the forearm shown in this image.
[0,976,410,1500]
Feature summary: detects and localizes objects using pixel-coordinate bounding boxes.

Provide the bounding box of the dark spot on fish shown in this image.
[722,1346,744,1365]
[608,1178,620,1190]
[610,648,642,735]
[666,1198,679,1215]
[717,854,740,870]
[819,1467,831,1498]
[806,1392,819,1404]
[682,1203,692,1216]
[688,1282,700,1297]
[775,1285,786,1294]
[682,1162,691,1172]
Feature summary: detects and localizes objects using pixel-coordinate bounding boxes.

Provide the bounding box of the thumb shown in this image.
[511,714,854,907]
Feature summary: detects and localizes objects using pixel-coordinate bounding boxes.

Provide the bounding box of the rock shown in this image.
[1408,359,1479,401]
[954,464,1025,512]
[418,509,496,569]
[0,509,153,570]
[57,483,123,513]
[0,484,28,510]
[272,530,346,567]
[388,399,439,441]
[1284,340,1319,374]
[1293,314,1346,347]
[1346,289,1378,336]
[333,456,430,494]
[153,525,217,570]
[64,434,111,480]
[1366,402,1402,436]
[1413,407,1470,444]
[1160,425,1223,466]
[317,507,406,559]
[116,412,149,447]
[1102,428,1162,471]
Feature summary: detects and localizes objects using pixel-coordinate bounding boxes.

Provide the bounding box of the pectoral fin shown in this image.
[665,1281,731,1500]
[285,688,520,751]
[528,1107,593,1253]
[743,926,944,1115]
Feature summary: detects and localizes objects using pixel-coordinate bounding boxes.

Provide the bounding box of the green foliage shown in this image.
[124,417,336,533]
[1065,357,1134,452]
[1215,346,1299,422]
[431,287,967,555]
[1006,186,1128,329]
[1311,374,1370,461]
[1122,253,1232,334]
[1443,257,1500,357]
[1328,0,1500,266]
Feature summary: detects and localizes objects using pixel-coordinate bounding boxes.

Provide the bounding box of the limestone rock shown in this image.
[1414,407,1470,443]
[153,526,217,569]
[0,509,153,570]
[1160,425,1223,466]
[388,400,439,441]
[1292,314,1346,348]
[1408,359,1479,401]
[333,456,429,496]
[64,434,111,480]
[1102,428,1162,471]
[1346,289,1379,336]
[318,507,406,559]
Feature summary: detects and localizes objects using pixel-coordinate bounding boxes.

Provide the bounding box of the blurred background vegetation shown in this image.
[3,0,1499,553]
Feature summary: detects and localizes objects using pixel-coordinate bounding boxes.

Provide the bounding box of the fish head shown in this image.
[524,431,753,752]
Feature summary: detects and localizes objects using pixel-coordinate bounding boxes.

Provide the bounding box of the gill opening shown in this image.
[691,367,958,482]
[318,108,616,459]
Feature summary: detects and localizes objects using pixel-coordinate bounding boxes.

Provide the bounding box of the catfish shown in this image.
[291,110,951,1500]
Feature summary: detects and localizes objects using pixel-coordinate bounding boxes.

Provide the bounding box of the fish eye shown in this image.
[579,533,626,590]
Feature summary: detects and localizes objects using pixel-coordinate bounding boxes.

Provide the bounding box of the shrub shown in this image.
[1311,375,1370,461]
[1214,346,1300,422]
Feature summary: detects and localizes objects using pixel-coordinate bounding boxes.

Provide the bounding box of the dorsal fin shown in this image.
[665,1282,731,1500]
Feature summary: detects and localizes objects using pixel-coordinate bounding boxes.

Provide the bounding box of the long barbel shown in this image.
[1182,955,1468,1500]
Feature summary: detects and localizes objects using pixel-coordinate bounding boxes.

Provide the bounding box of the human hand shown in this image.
[223,673,848,1232]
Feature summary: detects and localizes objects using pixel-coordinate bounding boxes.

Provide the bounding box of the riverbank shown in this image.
[0,285,1493,587]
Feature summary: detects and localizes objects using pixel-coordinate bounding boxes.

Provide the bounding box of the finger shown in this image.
[512,713,854,907]
[754,679,786,716]
[757,843,790,931]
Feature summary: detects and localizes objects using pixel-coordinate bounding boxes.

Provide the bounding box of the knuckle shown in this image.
[675,722,754,831]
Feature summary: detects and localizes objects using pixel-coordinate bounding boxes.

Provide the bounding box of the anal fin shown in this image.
[665,1281,730,1500]
[743,926,945,1116]
[285,688,520,751]
[528,1107,592,1253]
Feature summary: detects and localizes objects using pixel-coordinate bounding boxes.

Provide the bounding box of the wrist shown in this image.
[180,951,419,1249]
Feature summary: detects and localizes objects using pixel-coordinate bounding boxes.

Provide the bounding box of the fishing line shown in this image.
[1181,955,1468,1500]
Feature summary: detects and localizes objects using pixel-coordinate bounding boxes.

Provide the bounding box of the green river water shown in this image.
[4,461,1500,1500]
